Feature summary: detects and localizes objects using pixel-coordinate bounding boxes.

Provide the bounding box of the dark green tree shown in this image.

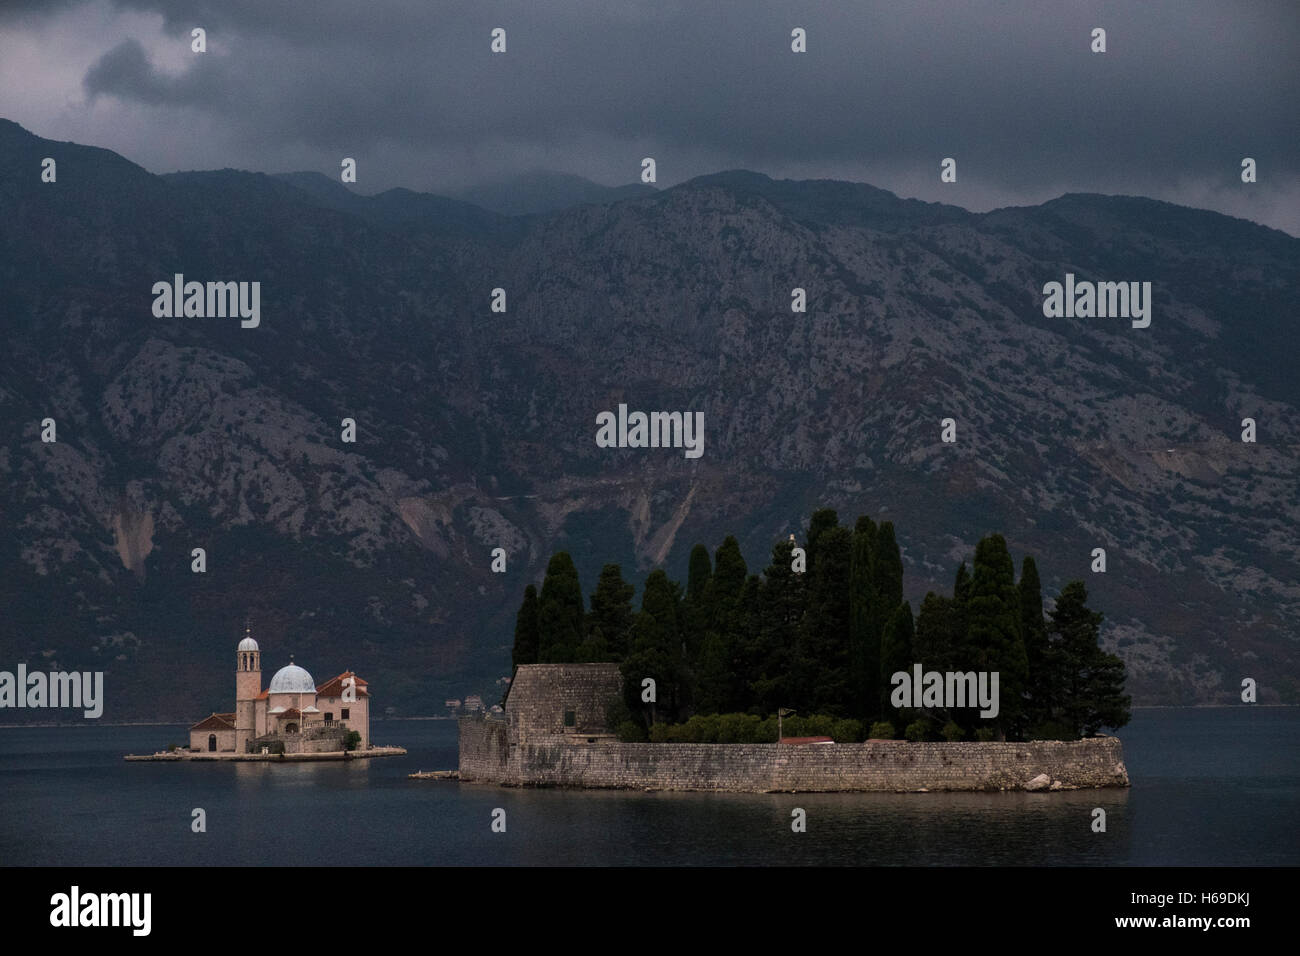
[966,535,1028,739]
[686,544,712,603]
[796,525,853,714]
[511,584,540,668]
[537,552,584,662]
[913,591,961,673]
[586,564,635,662]
[951,560,973,668]
[693,536,748,712]
[707,535,748,630]
[804,508,840,573]
[1017,556,1052,732]
[872,522,904,612]
[879,601,915,729]
[849,516,879,720]
[954,561,972,606]
[682,543,713,660]
[691,632,731,715]
[912,591,970,731]
[1048,581,1131,737]
[733,574,763,706]
[750,536,806,714]
[868,521,904,659]
[621,569,688,725]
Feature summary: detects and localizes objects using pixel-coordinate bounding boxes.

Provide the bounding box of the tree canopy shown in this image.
[508,516,1130,741]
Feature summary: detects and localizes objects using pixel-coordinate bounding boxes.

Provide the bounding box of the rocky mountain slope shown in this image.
[1,118,1296,720]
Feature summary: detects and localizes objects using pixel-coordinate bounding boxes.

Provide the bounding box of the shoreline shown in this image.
[5,703,1291,730]
[124,745,407,762]
[0,715,468,729]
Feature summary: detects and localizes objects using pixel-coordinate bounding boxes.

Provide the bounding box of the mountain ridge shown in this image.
[1,118,1296,720]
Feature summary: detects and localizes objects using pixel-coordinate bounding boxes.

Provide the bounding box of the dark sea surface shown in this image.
[1,706,1295,866]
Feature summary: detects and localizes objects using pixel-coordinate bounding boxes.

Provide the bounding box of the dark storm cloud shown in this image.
[83,38,222,106]
[6,0,1299,231]
[0,0,84,23]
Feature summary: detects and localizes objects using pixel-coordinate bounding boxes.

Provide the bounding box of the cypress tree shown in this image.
[686,544,712,603]
[913,591,960,673]
[952,560,973,668]
[954,561,972,605]
[879,601,915,729]
[734,574,763,709]
[537,552,584,662]
[1017,556,1051,733]
[682,543,713,660]
[707,535,748,631]
[621,569,687,724]
[641,569,682,637]
[804,508,840,574]
[751,536,805,714]
[511,584,540,668]
[872,522,904,611]
[1048,581,1131,737]
[951,556,972,671]
[849,516,879,720]
[796,524,853,714]
[694,536,748,711]
[622,611,664,725]
[691,632,731,716]
[586,564,635,662]
[966,535,1027,739]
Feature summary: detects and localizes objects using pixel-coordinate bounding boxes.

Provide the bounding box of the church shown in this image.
[188,628,372,754]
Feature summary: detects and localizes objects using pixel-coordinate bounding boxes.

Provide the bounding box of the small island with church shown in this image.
[125,627,405,762]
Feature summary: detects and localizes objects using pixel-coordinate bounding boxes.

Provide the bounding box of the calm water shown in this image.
[1,707,1295,866]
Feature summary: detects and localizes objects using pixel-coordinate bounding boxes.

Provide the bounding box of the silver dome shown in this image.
[237,636,260,652]
[268,663,316,694]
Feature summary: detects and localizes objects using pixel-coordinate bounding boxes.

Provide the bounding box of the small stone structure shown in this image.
[458,663,1130,792]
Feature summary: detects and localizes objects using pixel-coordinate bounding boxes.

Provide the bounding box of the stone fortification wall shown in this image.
[458,663,1129,792]
[459,719,1128,792]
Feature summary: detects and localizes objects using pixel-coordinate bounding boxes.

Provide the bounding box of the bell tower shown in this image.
[235,621,261,753]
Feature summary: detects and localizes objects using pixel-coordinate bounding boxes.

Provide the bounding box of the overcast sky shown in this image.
[2,0,1297,233]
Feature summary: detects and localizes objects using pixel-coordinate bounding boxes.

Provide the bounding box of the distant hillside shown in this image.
[451,169,657,216]
[1,117,1297,720]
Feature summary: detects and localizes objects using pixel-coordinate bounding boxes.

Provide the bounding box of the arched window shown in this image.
[208,734,217,752]
[285,722,299,734]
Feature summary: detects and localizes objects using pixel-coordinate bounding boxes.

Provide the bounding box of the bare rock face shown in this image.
[1,119,1298,719]
[111,496,154,580]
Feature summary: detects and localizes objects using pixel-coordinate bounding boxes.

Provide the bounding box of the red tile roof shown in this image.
[316,671,369,697]
[255,689,270,700]
[190,713,236,731]
[278,708,302,719]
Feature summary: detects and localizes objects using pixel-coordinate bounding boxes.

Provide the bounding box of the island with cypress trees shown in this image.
[511,509,1130,744]
[460,510,1132,792]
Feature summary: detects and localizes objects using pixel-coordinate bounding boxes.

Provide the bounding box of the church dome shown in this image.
[237,636,259,652]
[268,662,316,694]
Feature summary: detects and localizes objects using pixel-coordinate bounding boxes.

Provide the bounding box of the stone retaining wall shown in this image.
[458,718,1128,792]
